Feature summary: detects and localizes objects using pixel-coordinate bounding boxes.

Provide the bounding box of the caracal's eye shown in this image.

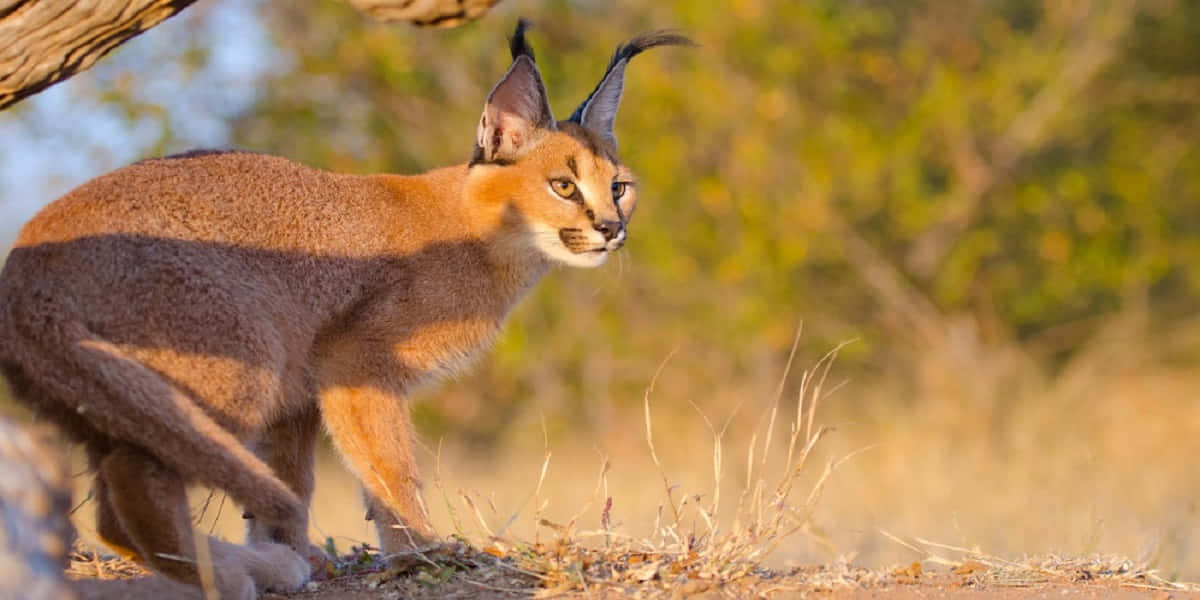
[611,181,629,200]
[550,179,577,199]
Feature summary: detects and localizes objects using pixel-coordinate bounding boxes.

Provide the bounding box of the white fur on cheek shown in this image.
[529,223,609,268]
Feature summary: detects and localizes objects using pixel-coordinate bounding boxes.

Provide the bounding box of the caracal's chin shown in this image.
[540,243,610,268]
[564,249,609,268]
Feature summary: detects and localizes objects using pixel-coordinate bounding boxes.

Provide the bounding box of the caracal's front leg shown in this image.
[319,382,435,553]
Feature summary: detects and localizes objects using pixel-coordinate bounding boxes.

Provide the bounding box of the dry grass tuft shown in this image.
[374,327,873,596]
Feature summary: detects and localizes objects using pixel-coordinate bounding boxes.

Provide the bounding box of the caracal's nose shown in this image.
[594,219,623,242]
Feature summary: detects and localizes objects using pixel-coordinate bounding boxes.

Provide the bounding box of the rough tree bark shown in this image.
[0,0,501,111]
[345,0,498,26]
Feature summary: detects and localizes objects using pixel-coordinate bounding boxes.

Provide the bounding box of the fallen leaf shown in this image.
[891,562,922,578]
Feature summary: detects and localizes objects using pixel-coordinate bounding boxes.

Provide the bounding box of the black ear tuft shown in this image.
[605,30,695,71]
[509,18,536,62]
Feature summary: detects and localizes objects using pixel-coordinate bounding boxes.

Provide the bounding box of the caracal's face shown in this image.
[474,123,638,268]
[466,25,687,267]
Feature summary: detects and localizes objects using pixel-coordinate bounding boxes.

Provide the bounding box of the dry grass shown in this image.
[879,533,1196,593]
[66,543,151,581]
[813,362,1200,581]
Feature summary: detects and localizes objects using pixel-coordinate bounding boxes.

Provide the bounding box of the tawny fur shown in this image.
[0,22,687,599]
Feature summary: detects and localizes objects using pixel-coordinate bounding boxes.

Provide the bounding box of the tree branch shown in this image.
[346,0,500,27]
[0,0,502,111]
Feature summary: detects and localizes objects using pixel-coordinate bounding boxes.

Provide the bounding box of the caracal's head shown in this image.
[466,20,691,268]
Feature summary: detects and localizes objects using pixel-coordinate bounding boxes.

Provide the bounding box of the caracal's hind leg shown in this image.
[88,454,140,562]
[320,384,435,554]
[246,403,324,560]
[99,445,309,599]
[99,444,253,599]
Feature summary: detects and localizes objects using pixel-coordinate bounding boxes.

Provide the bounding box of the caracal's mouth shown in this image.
[605,233,626,252]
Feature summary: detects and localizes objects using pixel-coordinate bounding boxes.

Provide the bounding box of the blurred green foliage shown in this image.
[227,0,1200,440]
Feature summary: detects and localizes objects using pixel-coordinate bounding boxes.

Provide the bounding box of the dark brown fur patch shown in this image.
[557,121,618,164]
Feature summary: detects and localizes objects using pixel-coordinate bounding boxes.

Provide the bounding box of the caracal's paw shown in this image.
[213,569,256,600]
[245,541,311,592]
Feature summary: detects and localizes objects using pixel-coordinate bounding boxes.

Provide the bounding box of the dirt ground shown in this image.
[70,544,1196,599]
[261,567,1194,600]
[264,571,1192,600]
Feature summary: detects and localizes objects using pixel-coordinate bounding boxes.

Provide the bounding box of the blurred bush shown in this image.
[228,0,1200,442]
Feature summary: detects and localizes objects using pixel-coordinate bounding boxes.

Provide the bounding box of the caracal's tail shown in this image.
[1,316,302,526]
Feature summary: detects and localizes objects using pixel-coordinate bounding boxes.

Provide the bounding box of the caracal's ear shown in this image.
[475,19,555,164]
[567,31,694,151]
